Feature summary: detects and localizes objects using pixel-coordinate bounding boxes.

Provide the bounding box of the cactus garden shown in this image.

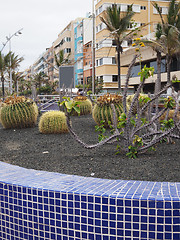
[0,113,179,182]
[0,58,179,182]
[0,61,180,182]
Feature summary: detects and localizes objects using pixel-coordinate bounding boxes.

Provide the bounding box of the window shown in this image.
[64,48,71,54]
[66,37,71,42]
[112,57,116,64]
[127,5,132,11]
[99,5,103,14]
[99,23,102,31]
[99,58,103,65]
[140,6,146,10]
[112,40,117,46]
[112,75,118,82]
[127,39,132,46]
[132,5,140,13]
[96,60,99,66]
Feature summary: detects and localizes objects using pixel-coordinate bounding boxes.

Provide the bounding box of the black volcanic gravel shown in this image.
[0,114,179,182]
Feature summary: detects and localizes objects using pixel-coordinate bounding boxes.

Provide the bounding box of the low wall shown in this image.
[0,161,179,240]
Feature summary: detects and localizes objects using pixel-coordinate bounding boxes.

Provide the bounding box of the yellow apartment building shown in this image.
[95,0,172,91]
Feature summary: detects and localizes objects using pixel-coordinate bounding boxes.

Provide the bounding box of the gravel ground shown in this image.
[0,114,179,182]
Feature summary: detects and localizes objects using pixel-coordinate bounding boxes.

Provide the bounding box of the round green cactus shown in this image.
[0,95,38,129]
[71,96,92,116]
[39,110,68,134]
[92,94,123,128]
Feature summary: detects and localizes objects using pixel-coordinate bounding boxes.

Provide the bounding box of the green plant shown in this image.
[71,96,92,116]
[95,120,108,142]
[92,93,123,128]
[60,97,80,115]
[39,111,68,134]
[61,56,180,159]
[0,95,38,129]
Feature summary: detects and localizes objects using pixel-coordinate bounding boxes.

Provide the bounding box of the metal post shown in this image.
[148,0,151,39]
[1,28,23,95]
[9,35,13,94]
[92,0,96,95]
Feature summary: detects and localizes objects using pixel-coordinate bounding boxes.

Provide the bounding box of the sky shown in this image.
[0,0,94,71]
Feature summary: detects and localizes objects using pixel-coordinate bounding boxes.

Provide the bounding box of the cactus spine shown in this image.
[71,96,92,116]
[92,94,123,127]
[39,111,68,134]
[0,95,38,129]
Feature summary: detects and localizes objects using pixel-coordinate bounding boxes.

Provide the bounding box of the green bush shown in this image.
[39,111,68,134]
[0,95,38,129]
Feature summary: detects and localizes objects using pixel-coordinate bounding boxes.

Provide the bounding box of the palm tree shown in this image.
[100,4,135,91]
[8,52,24,71]
[6,52,24,93]
[152,0,180,84]
[54,50,71,68]
[12,72,24,93]
[0,51,10,99]
[33,71,48,89]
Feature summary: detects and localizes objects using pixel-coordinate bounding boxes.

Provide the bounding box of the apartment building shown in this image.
[121,45,180,93]
[74,17,93,86]
[43,46,54,82]
[52,21,74,80]
[95,0,171,91]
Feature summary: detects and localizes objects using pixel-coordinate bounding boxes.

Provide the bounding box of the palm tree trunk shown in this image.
[1,77,5,101]
[166,54,171,84]
[116,42,121,92]
[155,50,162,114]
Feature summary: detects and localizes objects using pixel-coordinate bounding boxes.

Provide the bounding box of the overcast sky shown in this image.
[0,0,93,71]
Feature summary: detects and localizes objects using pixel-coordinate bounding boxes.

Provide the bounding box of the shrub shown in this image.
[71,96,92,116]
[92,93,123,127]
[39,111,68,134]
[0,95,38,129]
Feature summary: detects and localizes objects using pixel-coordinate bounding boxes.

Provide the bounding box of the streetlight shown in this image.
[92,0,96,95]
[1,28,23,94]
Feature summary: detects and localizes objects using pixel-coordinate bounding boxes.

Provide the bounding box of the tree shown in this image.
[152,0,180,84]
[12,72,24,92]
[100,4,135,91]
[8,52,24,72]
[33,71,48,89]
[0,51,10,99]
[54,50,71,68]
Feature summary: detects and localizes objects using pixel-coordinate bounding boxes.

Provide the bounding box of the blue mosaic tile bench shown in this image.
[0,161,179,240]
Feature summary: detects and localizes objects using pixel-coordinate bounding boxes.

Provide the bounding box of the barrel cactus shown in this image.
[160,109,180,121]
[92,93,123,128]
[0,95,38,129]
[71,96,92,116]
[39,110,68,134]
[126,93,149,115]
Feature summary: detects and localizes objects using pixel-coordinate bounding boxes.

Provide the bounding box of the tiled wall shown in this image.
[0,162,179,240]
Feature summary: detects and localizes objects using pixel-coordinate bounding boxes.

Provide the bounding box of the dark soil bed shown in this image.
[0,114,179,182]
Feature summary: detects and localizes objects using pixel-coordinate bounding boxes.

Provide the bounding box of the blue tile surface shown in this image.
[0,161,179,240]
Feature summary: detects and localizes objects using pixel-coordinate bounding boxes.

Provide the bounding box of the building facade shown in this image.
[52,21,77,82]
[95,0,171,91]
